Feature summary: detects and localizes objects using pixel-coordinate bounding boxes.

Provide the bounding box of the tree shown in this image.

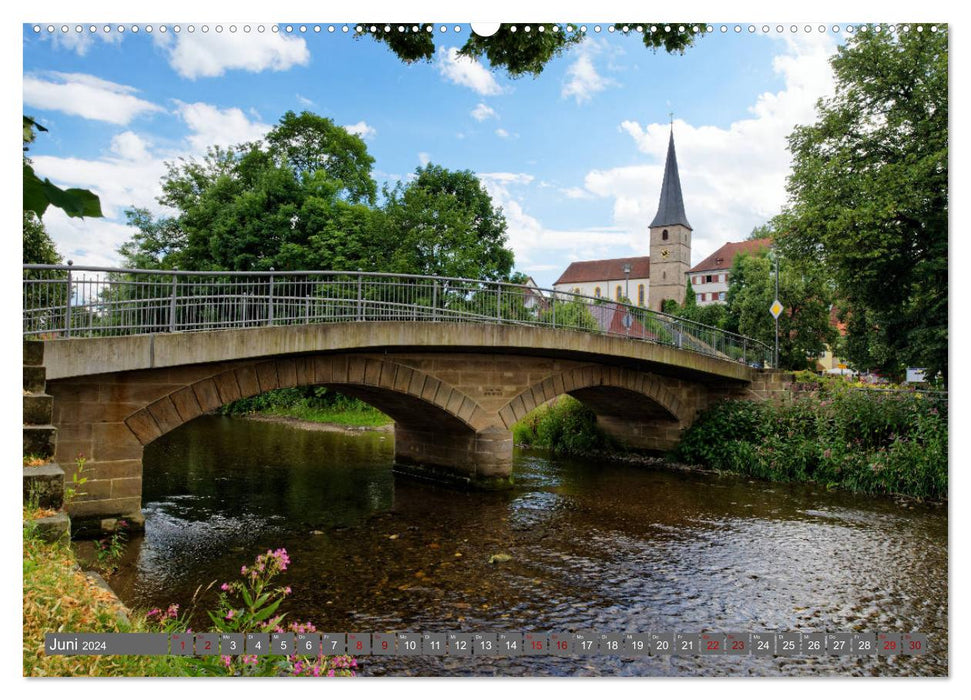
[774,24,947,382]
[379,164,514,280]
[358,23,703,77]
[23,211,60,265]
[726,252,837,370]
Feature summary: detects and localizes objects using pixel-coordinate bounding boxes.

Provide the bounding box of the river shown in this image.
[102,415,947,676]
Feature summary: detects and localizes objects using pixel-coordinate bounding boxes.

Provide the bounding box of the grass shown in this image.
[23,521,185,676]
[261,403,392,428]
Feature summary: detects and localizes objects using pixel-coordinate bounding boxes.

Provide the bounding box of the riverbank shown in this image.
[243,413,393,434]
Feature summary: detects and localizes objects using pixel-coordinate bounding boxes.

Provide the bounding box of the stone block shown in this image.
[293,357,314,386]
[111,477,142,498]
[192,378,223,413]
[23,393,53,425]
[24,339,45,366]
[170,386,203,423]
[67,496,140,520]
[346,357,367,384]
[28,512,71,543]
[147,397,182,435]
[23,365,46,393]
[363,359,383,386]
[23,464,64,510]
[234,366,261,398]
[255,362,280,393]
[91,423,143,462]
[23,425,56,459]
[125,410,161,445]
[86,459,142,481]
[212,371,242,404]
[276,359,297,389]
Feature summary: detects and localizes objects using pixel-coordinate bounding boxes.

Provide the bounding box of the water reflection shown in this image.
[109,415,947,677]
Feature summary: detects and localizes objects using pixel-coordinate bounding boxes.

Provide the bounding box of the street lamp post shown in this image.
[623,263,631,303]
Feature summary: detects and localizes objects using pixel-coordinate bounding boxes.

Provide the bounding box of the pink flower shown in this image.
[221,656,232,669]
[283,586,291,595]
[225,609,235,620]
[166,604,180,619]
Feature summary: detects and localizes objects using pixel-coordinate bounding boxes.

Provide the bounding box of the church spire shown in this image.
[649,127,692,230]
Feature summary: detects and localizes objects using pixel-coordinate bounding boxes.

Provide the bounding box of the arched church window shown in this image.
[662,229,669,241]
[594,287,601,298]
[616,285,623,301]
[638,284,645,306]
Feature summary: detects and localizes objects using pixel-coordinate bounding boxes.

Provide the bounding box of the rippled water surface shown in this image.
[107,415,948,676]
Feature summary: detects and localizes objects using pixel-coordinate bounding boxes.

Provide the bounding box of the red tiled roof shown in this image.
[553,256,650,285]
[689,238,772,274]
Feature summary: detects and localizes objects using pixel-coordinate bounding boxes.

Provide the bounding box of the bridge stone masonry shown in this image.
[34,322,790,535]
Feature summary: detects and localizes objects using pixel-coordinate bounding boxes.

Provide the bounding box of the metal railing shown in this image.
[22,264,773,367]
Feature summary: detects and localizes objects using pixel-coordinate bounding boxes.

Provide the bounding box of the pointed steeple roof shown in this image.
[649,127,692,230]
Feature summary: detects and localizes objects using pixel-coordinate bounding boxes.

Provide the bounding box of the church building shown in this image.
[553,127,692,312]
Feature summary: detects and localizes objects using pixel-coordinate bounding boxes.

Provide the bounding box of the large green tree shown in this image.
[774,24,947,382]
[358,23,703,77]
[379,164,514,280]
[726,252,837,370]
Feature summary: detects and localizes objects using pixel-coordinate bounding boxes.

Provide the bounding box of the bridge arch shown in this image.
[124,355,492,446]
[498,364,685,429]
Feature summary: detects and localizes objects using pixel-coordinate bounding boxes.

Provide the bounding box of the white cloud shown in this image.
[418,152,431,166]
[495,128,510,139]
[175,101,271,151]
[344,121,376,140]
[109,131,152,161]
[157,30,310,79]
[23,72,164,125]
[561,41,618,104]
[478,172,628,276]
[582,33,838,266]
[45,29,123,56]
[471,103,498,121]
[560,186,593,199]
[35,101,274,267]
[436,47,503,96]
[296,94,315,107]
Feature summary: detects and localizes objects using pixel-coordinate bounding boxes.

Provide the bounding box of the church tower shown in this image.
[648,127,692,312]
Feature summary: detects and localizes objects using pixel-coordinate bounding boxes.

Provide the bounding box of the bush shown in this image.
[513,396,618,455]
[675,389,947,500]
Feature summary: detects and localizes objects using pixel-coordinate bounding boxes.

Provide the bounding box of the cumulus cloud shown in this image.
[436,47,503,95]
[109,131,152,161]
[478,172,629,277]
[156,30,310,79]
[23,72,164,125]
[43,28,123,56]
[495,128,510,139]
[418,152,431,166]
[561,40,618,104]
[471,103,498,121]
[175,101,271,151]
[344,121,376,139]
[581,33,838,265]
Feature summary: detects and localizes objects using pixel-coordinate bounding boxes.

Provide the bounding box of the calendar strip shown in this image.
[44,631,927,657]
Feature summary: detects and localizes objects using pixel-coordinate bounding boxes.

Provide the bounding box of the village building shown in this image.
[688,238,773,306]
[553,127,692,312]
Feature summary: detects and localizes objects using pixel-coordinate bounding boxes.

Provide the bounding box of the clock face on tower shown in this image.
[661,249,670,259]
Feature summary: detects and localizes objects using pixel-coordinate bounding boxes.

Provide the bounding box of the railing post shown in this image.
[169,268,178,332]
[496,284,502,322]
[267,268,275,326]
[64,260,73,338]
[677,320,683,349]
[357,273,363,321]
[304,278,311,325]
[743,338,748,365]
[432,281,438,321]
[552,294,556,329]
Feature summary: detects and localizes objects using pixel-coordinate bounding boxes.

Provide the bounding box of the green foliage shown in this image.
[23,211,61,264]
[726,252,837,370]
[23,117,103,219]
[537,297,600,331]
[513,396,618,455]
[774,25,947,383]
[221,387,391,427]
[380,164,514,280]
[676,390,947,500]
[360,24,701,77]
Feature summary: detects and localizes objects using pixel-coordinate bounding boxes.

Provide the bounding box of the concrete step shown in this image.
[23,393,53,425]
[24,365,46,393]
[26,511,71,543]
[24,464,65,510]
[24,339,45,367]
[23,424,56,459]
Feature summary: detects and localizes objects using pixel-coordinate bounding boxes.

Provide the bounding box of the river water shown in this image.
[105,415,947,676]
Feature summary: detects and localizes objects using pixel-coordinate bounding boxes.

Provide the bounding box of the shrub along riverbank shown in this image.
[514,388,947,501]
[221,387,391,428]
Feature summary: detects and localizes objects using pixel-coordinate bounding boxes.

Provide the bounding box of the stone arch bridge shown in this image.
[23,266,783,532]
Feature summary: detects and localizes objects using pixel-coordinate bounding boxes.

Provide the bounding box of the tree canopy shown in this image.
[120,112,516,282]
[357,23,703,77]
[774,24,947,382]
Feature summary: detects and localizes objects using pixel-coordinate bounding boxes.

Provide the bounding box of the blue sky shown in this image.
[23,21,843,286]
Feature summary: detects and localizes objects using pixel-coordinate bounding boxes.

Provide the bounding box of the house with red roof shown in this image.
[688,238,772,306]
